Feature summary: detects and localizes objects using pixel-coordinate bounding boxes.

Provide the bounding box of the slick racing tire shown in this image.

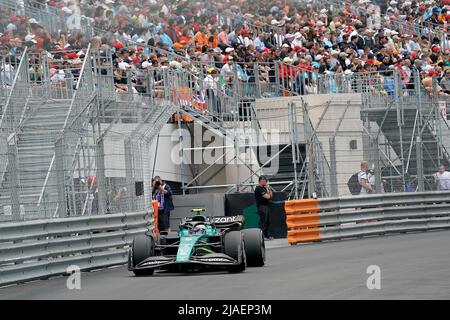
[131,234,155,276]
[223,231,246,273]
[242,228,265,267]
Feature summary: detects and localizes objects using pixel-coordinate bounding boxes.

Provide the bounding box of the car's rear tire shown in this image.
[223,231,246,273]
[242,228,265,267]
[131,234,155,276]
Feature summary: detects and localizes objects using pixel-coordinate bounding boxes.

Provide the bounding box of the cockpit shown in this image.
[179,215,211,235]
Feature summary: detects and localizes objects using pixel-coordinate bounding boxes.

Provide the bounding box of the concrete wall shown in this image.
[253,98,304,144]
[98,121,257,194]
[254,94,365,196]
[303,94,365,196]
[185,123,259,194]
[101,123,192,183]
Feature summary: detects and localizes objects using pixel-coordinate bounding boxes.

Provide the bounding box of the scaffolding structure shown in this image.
[0,47,179,221]
[1,0,449,218]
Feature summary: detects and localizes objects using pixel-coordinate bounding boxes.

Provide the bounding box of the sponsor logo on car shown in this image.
[200,258,232,262]
[213,216,240,223]
[141,260,168,266]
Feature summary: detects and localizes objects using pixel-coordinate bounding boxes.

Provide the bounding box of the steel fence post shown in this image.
[124,139,136,212]
[7,135,20,220]
[416,136,425,191]
[329,137,338,197]
[254,63,261,99]
[96,138,107,215]
[55,137,67,217]
[373,135,382,194]
[289,102,299,199]
[394,69,406,191]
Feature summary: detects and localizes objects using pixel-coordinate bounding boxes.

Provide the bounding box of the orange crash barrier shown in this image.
[284,199,320,244]
[152,200,159,237]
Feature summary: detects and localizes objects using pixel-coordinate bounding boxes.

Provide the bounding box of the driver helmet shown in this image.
[191,224,206,234]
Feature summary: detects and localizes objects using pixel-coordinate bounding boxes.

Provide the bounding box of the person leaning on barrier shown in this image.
[254,175,273,240]
[358,161,374,194]
[434,164,450,191]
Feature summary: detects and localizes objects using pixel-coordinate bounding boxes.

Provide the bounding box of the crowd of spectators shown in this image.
[0,0,449,97]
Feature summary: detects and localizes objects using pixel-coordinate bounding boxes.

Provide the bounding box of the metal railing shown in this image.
[39,44,96,218]
[0,49,29,190]
[0,48,30,133]
[286,191,450,244]
[0,211,150,287]
[0,42,447,223]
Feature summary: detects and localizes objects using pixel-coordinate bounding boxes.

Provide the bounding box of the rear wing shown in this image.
[212,215,244,230]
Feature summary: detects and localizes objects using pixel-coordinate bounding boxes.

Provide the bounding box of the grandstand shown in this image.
[0,0,449,221]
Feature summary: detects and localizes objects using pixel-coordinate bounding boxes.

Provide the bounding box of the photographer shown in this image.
[152,176,174,234]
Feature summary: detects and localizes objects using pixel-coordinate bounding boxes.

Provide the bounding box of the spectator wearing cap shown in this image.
[291,32,303,49]
[220,55,235,80]
[204,67,222,114]
[201,47,215,66]
[236,28,253,47]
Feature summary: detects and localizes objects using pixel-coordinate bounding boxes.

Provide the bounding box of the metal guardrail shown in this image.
[285,191,450,244]
[0,211,151,287]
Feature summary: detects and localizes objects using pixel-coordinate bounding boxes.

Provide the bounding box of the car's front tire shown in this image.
[223,231,246,273]
[131,234,155,276]
[242,228,265,267]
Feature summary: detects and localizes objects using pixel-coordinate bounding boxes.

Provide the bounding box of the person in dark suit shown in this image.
[254,175,273,240]
[152,176,174,233]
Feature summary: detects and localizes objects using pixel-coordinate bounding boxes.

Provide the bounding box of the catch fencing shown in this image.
[0,45,179,222]
[0,211,150,287]
[285,191,450,244]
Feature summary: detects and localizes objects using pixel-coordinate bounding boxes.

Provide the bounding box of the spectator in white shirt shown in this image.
[358,161,374,194]
[0,56,16,86]
[434,164,450,191]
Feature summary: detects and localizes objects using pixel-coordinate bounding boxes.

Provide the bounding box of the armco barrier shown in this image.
[0,211,151,287]
[285,191,450,244]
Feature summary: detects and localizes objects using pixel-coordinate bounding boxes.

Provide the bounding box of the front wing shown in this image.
[129,253,240,271]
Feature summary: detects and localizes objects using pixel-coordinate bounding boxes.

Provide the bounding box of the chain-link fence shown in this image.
[0,47,180,221]
[0,43,449,221]
[300,74,450,197]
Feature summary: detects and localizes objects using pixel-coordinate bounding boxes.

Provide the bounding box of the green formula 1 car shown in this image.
[128,210,265,275]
